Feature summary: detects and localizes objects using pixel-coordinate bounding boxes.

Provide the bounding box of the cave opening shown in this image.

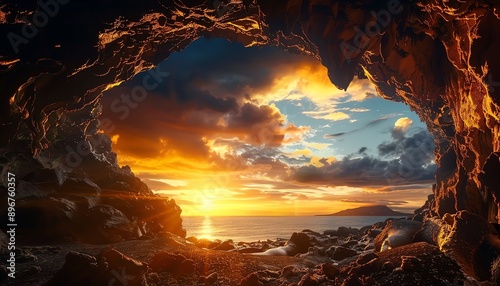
[98,36,436,218]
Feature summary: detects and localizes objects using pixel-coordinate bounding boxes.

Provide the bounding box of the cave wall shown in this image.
[1,0,499,236]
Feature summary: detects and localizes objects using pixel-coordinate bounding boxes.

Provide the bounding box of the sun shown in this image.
[200,197,214,211]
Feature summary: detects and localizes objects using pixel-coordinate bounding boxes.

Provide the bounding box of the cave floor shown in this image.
[13,235,312,286]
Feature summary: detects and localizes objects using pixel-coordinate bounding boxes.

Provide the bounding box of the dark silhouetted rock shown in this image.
[82,205,142,243]
[46,252,100,285]
[400,256,420,271]
[149,251,186,273]
[366,229,382,238]
[331,246,358,261]
[98,248,148,278]
[196,238,220,249]
[212,239,235,251]
[337,227,361,237]
[286,232,313,254]
[178,258,196,275]
[16,197,78,241]
[186,236,198,244]
[382,261,395,271]
[237,247,264,254]
[320,263,339,279]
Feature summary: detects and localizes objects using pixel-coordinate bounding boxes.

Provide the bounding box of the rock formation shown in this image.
[1,0,500,280]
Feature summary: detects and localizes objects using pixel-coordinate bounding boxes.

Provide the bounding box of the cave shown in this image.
[1,0,500,284]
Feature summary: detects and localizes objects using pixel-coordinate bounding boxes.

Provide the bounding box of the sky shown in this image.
[100,37,436,216]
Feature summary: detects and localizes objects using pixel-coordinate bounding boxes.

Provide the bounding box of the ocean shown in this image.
[182,216,407,242]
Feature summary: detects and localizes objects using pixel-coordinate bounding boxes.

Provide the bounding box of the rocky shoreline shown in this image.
[3,216,488,286]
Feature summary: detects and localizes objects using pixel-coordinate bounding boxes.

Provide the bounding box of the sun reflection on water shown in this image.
[199,216,214,240]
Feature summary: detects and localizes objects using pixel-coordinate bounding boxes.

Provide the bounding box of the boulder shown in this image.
[438,211,499,281]
[286,232,313,254]
[59,177,101,209]
[81,205,142,243]
[149,251,186,272]
[337,227,361,237]
[212,239,235,251]
[331,246,358,261]
[323,230,338,236]
[47,250,148,286]
[99,248,149,277]
[320,263,339,279]
[186,236,198,244]
[196,238,220,249]
[177,259,196,275]
[15,197,79,241]
[374,219,422,252]
[237,247,264,254]
[400,256,420,271]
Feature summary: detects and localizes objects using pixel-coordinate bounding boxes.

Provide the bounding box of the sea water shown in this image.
[182,216,406,242]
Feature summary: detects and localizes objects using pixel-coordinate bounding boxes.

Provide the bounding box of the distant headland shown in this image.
[318,205,412,216]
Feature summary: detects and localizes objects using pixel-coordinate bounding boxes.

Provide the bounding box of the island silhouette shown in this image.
[318,205,412,216]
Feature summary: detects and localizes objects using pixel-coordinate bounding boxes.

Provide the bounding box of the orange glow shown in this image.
[101,53,424,217]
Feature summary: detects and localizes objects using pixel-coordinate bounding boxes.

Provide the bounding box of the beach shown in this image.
[7,217,469,286]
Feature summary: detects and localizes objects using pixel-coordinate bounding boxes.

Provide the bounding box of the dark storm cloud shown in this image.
[160,37,315,101]
[100,38,313,163]
[291,127,437,189]
[379,128,434,158]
